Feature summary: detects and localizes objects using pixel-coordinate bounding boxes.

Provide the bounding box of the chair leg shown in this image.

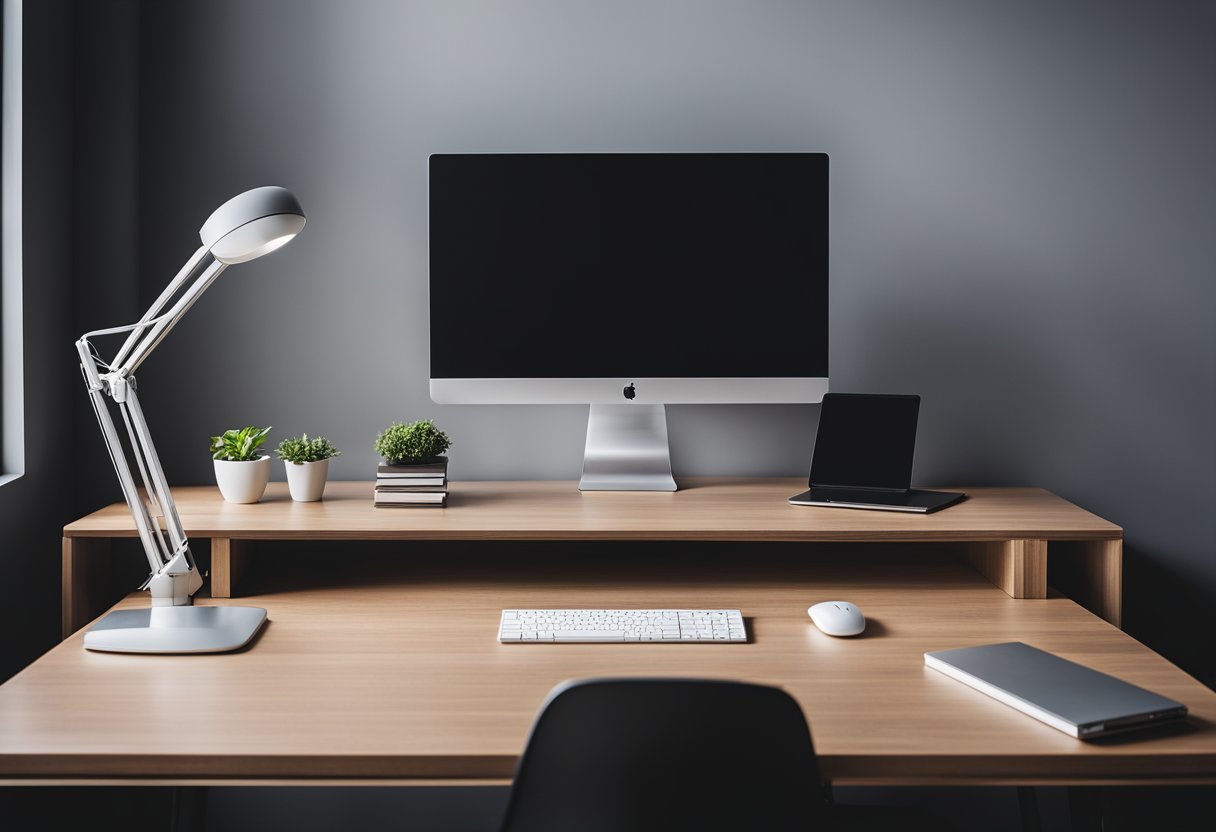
[1018,787,1042,832]
[171,786,208,832]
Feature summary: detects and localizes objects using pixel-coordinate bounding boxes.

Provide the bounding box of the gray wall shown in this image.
[128,0,1216,686]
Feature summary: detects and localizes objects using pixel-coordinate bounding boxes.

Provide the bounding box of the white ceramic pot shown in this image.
[213,455,272,504]
[285,458,330,502]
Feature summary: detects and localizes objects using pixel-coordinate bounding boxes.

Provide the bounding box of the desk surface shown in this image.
[3,553,1211,786]
[64,479,1121,542]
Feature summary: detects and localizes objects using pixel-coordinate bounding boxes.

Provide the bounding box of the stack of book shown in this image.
[374,457,448,508]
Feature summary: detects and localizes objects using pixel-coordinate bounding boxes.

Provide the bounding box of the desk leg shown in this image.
[964,539,1048,599]
[210,538,252,598]
[61,537,114,639]
[1049,539,1123,628]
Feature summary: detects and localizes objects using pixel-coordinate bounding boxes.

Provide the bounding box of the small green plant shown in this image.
[374,419,451,464]
[276,433,341,465]
[210,425,272,461]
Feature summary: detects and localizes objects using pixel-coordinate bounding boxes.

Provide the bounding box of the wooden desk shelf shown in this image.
[61,478,1123,635]
[4,555,1212,787]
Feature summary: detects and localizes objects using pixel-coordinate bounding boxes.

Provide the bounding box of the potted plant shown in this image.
[210,425,273,504]
[374,419,451,465]
[372,420,452,508]
[276,433,341,502]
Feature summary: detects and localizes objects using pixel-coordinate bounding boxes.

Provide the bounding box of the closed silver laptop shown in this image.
[925,642,1187,739]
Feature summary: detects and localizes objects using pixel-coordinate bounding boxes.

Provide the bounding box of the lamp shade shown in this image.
[199,186,307,264]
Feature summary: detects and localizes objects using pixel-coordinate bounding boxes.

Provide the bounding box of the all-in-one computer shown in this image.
[429,152,829,491]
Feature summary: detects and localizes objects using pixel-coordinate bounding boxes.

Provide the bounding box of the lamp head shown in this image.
[199,186,306,264]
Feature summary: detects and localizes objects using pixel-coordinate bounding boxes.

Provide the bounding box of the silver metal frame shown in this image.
[579,404,677,492]
[430,377,828,405]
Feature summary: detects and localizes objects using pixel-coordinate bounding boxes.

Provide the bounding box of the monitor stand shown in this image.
[580,404,678,492]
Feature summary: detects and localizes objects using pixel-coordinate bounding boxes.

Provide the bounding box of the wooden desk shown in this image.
[61,479,1124,637]
[2,554,1213,786]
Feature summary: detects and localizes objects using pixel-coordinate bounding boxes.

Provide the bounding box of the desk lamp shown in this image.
[74,186,306,653]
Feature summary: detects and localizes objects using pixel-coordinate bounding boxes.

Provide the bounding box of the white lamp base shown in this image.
[83,605,267,654]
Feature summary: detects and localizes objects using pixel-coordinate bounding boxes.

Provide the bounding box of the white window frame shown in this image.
[1,0,23,486]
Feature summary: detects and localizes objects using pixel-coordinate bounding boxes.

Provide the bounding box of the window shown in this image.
[1,0,22,485]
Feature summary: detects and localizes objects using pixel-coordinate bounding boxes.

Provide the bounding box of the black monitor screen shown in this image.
[429,153,828,379]
[809,394,921,490]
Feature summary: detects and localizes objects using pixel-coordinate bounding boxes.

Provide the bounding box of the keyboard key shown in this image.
[553,631,628,640]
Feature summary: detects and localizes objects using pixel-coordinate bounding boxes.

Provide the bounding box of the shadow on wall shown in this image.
[844,281,1087,487]
[1123,544,1216,690]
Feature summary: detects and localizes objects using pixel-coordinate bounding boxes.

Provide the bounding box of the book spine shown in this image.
[375,486,446,493]
[374,495,448,504]
[377,463,449,475]
[372,496,449,503]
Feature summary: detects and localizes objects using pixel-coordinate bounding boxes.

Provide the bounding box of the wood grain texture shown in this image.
[1050,539,1123,628]
[7,554,1211,786]
[209,538,253,599]
[61,537,114,638]
[964,539,1048,599]
[63,480,1123,543]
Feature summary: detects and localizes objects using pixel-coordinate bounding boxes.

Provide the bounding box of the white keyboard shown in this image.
[498,609,747,643]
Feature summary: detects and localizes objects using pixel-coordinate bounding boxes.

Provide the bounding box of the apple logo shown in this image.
[623,383,636,400]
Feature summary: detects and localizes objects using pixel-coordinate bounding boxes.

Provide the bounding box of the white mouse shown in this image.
[808,601,866,637]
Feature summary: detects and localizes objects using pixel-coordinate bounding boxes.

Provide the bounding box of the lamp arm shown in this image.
[122,383,189,554]
[121,380,203,604]
[72,246,226,606]
[78,363,165,575]
[75,340,204,605]
[113,256,227,377]
[109,244,210,371]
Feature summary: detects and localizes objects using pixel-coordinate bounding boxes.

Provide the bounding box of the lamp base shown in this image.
[83,605,267,654]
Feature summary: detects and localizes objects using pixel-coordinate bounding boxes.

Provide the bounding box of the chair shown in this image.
[498,677,938,832]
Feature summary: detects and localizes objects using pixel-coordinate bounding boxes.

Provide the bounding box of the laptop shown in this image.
[925,642,1188,739]
[788,393,965,513]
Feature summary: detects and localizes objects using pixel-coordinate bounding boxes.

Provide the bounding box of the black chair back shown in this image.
[499,677,828,832]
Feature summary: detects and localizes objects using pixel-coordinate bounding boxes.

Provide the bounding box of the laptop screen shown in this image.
[809,394,920,490]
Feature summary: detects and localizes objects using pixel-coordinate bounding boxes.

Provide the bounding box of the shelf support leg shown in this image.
[210,538,252,598]
[1049,538,1123,628]
[965,539,1047,599]
[61,537,115,639]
